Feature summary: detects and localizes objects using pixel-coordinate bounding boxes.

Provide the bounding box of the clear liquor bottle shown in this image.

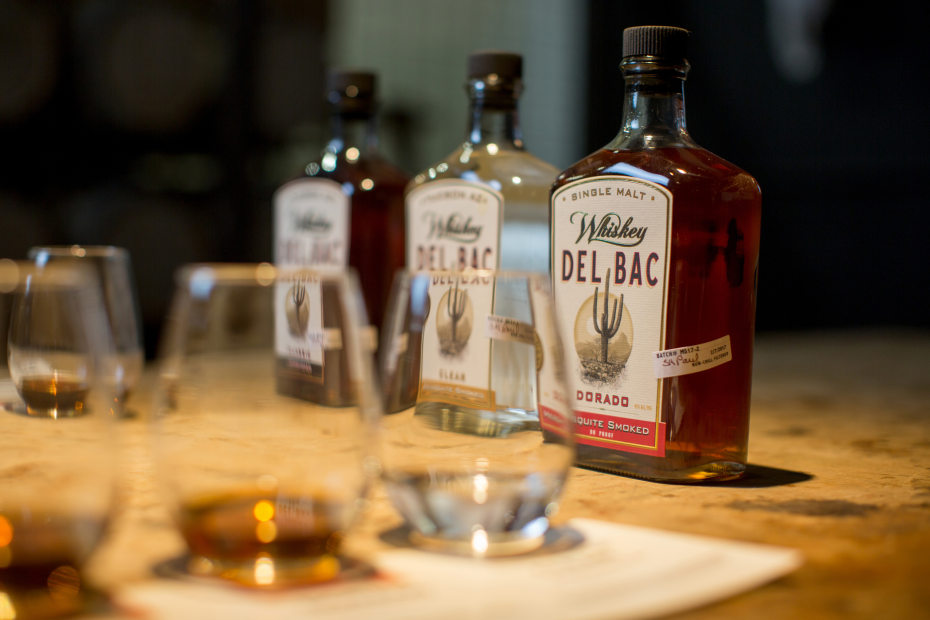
[401,52,559,430]
[406,51,558,273]
[274,71,408,405]
[551,26,762,481]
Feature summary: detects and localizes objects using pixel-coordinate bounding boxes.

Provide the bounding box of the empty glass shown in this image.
[29,245,144,415]
[379,270,575,556]
[150,264,380,587]
[0,259,117,617]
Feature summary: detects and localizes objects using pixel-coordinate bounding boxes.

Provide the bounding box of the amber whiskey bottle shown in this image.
[274,70,408,330]
[551,26,762,481]
[274,71,408,405]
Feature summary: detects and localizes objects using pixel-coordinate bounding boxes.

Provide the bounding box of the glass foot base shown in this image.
[177,553,364,588]
[414,401,539,438]
[409,528,546,557]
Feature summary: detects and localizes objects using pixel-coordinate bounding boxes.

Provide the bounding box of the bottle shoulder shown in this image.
[408,143,560,195]
[555,147,760,200]
[307,150,410,189]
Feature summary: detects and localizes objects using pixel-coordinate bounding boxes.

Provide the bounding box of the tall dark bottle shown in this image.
[274,70,408,329]
[551,26,762,481]
[274,71,408,404]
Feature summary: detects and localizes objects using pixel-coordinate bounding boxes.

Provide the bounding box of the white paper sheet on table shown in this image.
[116,518,803,620]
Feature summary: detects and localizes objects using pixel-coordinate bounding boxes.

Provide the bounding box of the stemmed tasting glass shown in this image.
[29,245,144,416]
[0,259,118,617]
[379,269,575,556]
[150,264,380,587]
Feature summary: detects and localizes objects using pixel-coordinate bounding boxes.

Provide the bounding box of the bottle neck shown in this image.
[608,58,694,150]
[466,83,524,150]
[326,113,377,154]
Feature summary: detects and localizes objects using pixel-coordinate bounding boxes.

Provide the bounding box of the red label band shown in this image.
[573,409,666,456]
[539,404,569,434]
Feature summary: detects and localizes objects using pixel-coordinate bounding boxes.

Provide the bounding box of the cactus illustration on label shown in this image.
[448,280,467,343]
[574,269,633,385]
[438,279,472,357]
[286,283,309,336]
[593,271,623,364]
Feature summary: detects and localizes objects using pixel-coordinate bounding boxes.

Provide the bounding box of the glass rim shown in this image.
[0,258,96,293]
[393,268,554,294]
[29,245,129,260]
[174,262,362,286]
[397,268,551,280]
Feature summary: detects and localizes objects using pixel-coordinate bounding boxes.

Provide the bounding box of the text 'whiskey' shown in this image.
[551,26,761,482]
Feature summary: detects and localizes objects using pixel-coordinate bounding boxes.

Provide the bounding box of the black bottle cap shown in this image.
[622,26,690,61]
[327,70,376,114]
[467,51,522,80]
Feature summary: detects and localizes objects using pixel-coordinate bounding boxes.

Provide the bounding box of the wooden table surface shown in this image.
[89,329,930,618]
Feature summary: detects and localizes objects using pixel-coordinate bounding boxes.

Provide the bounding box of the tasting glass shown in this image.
[0,259,117,617]
[29,245,144,415]
[151,264,380,587]
[379,270,575,556]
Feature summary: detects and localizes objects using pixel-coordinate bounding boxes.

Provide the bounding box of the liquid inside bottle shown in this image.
[551,26,761,481]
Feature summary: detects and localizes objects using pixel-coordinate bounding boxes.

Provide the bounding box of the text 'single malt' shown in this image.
[550,26,762,481]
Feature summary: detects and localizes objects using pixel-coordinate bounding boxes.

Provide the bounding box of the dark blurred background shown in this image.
[1,0,927,356]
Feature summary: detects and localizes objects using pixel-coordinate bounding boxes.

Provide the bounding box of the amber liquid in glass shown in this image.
[553,146,761,481]
[178,492,346,585]
[18,375,89,416]
[0,512,105,617]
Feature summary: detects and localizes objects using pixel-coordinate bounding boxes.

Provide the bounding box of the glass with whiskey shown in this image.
[151,264,380,586]
[0,260,117,618]
[28,245,144,416]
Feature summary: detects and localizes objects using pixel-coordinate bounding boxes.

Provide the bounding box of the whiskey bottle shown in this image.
[400,52,559,426]
[274,70,408,330]
[551,26,762,481]
[274,71,407,405]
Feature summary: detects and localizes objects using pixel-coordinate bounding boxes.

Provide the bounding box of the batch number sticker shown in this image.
[653,335,732,379]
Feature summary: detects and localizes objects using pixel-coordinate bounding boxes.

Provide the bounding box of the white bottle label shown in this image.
[274,271,325,383]
[273,178,349,381]
[551,176,672,456]
[418,273,496,411]
[274,178,350,268]
[405,179,503,271]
